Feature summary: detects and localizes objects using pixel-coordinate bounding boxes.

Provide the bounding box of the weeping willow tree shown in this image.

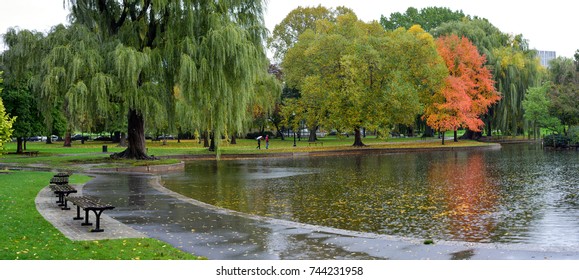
[34,24,110,147]
[37,0,271,159]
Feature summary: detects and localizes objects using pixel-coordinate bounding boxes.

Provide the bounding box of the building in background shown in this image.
[537,50,556,68]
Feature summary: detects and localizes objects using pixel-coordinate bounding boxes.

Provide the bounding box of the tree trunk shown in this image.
[461,129,483,140]
[231,134,237,144]
[352,127,366,147]
[64,131,72,147]
[308,125,317,142]
[441,131,445,145]
[111,109,152,159]
[16,137,24,153]
[454,130,458,142]
[203,131,209,148]
[486,117,493,137]
[208,132,216,152]
[423,125,435,137]
[275,124,285,140]
[119,132,127,147]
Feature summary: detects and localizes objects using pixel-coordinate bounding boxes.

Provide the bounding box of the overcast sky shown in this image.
[1,0,576,58]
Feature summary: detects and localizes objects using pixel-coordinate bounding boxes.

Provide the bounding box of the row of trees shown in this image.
[269,6,576,146]
[270,6,500,146]
[1,4,576,157]
[1,0,281,158]
[523,54,579,142]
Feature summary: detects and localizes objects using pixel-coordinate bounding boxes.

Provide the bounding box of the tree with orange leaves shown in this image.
[424,34,500,144]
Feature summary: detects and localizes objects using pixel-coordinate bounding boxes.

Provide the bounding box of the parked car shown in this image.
[27,136,47,142]
[94,136,112,141]
[51,135,60,141]
[71,134,90,141]
[156,135,175,140]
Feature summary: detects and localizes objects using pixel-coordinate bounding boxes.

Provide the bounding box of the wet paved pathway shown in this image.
[40,172,579,260]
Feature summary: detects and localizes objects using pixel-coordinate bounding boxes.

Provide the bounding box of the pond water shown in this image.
[160,144,579,247]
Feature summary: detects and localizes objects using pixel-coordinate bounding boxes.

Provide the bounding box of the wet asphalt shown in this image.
[63,172,579,260]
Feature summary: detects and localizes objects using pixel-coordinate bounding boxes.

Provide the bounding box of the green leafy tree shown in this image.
[1,29,47,152]
[523,83,561,137]
[283,13,447,146]
[548,55,579,128]
[0,73,17,151]
[267,5,354,63]
[269,5,354,142]
[380,6,467,32]
[37,0,271,159]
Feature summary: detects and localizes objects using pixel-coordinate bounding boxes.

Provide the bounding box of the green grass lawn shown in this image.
[0,171,199,260]
[0,136,495,170]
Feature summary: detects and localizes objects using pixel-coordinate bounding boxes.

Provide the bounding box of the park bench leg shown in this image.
[73,205,83,220]
[91,210,106,232]
[61,195,71,210]
[81,209,92,226]
[56,193,64,205]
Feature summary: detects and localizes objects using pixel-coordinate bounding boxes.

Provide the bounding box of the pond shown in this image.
[160,144,579,247]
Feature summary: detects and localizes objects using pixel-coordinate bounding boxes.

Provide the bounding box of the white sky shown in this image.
[0,0,576,58]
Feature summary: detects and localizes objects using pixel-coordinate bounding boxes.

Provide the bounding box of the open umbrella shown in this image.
[256,136,263,140]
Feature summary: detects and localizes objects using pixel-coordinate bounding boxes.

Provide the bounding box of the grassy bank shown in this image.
[0,171,199,260]
[2,136,494,169]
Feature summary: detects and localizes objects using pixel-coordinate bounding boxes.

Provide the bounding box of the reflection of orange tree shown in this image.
[428,152,499,242]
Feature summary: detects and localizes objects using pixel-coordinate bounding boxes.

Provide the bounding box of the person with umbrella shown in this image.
[256,136,262,149]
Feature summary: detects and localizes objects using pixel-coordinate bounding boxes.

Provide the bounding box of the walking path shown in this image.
[35,183,147,241]
[36,172,579,260]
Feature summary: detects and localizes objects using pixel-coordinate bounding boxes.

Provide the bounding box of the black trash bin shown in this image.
[102,145,108,153]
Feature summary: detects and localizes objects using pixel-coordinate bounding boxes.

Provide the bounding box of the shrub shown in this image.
[568,126,579,145]
[543,134,570,148]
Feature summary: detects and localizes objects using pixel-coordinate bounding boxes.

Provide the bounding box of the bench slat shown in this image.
[67,196,114,210]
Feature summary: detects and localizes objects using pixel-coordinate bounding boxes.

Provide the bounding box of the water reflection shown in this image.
[160,144,579,247]
[427,152,499,242]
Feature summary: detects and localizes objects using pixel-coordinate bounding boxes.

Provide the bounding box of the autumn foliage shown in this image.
[424,35,500,134]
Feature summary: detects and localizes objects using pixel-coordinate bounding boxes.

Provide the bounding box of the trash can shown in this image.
[102,145,108,153]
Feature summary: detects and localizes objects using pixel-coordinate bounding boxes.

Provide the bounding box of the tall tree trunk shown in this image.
[208,132,215,152]
[274,124,285,140]
[353,127,365,147]
[64,131,72,147]
[441,131,445,145]
[111,109,151,159]
[423,125,435,137]
[16,137,24,153]
[308,125,317,142]
[119,132,127,147]
[454,130,458,142]
[203,131,209,148]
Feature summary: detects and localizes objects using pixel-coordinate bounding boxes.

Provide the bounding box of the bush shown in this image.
[568,126,579,145]
[544,134,571,148]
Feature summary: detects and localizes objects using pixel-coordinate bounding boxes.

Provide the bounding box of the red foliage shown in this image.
[425,35,500,132]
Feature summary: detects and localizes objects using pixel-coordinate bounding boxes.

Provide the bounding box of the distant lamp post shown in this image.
[292,112,297,147]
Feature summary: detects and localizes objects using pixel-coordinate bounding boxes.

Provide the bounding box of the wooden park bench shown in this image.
[49,184,77,210]
[50,176,69,185]
[54,172,71,178]
[66,196,115,232]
